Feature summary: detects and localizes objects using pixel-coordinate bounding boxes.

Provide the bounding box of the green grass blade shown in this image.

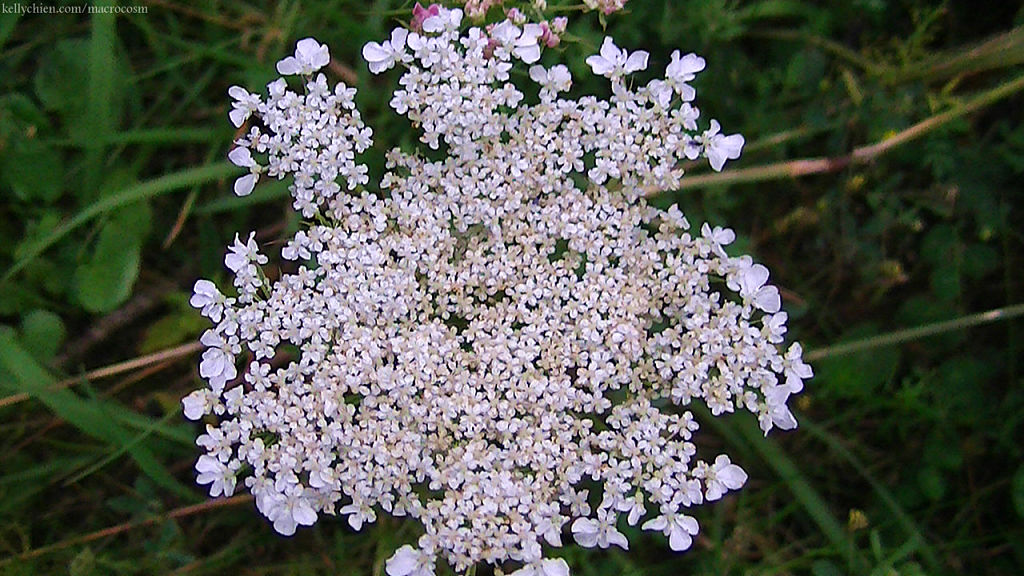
[47,127,226,147]
[196,177,291,214]
[0,329,196,500]
[800,417,941,572]
[63,410,183,487]
[1,161,236,284]
[110,406,194,446]
[702,409,866,569]
[84,2,117,193]
[0,456,95,516]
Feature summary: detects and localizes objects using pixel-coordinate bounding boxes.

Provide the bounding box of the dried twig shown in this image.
[645,71,1024,195]
[0,494,252,566]
[0,342,202,410]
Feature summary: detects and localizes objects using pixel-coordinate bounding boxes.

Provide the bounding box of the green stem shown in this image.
[805,303,1024,362]
[884,25,1024,84]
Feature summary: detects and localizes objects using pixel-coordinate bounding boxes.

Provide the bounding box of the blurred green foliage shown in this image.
[1,0,1023,574]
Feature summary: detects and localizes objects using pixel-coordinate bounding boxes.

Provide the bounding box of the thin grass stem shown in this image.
[805,303,1024,362]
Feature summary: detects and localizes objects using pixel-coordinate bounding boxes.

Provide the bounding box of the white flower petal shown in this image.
[668,526,693,551]
[386,546,419,576]
[276,56,301,76]
[586,55,614,76]
[363,41,390,63]
[606,527,629,550]
[228,108,248,127]
[272,513,298,536]
[599,37,620,62]
[228,147,253,168]
[540,558,569,576]
[234,173,257,196]
[718,463,748,490]
[182,390,208,420]
[755,286,781,313]
[293,498,318,526]
[624,50,649,73]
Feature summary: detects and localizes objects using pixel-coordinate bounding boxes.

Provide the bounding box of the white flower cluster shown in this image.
[186,10,811,576]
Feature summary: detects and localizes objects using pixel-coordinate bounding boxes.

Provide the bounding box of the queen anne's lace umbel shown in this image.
[186,9,811,575]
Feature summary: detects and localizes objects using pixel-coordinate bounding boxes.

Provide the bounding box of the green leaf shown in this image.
[34,39,90,113]
[0,135,64,203]
[801,418,941,573]
[83,7,119,193]
[111,199,153,242]
[920,224,956,266]
[3,162,236,283]
[784,48,827,96]
[816,324,901,398]
[962,243,999,279]
[74,221,142,313]
[1013,465,1024,519]
[140,311,207,355]
[917,467,946,501]
[936,357,993,425]
[0,282,40,315]
[721,411,865,569]
[811,560,843,576]
[0,93,50,136]
[922,432,962,470]
[19,309,65,363]
[0,10,19,51]
[929,261,961,303]
[0,330,195,499]
[68,547,96,576]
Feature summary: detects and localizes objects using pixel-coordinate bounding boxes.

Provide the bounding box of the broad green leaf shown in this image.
[19,309,65,363]
[0,93,50,136]
[68,547,97,576]
[34,39,90,113]
[0,136,64,203]
[110,198,153,241]
[24,257,69,298]
[962,243,999,279]
[0,282,38,315]
[937,357,992,425]
[140,311,207,354]
[929,261,961,303]
[922,432,962,470]
[71,181,153,313]
[811,560,843,576]
[74,222,142,313]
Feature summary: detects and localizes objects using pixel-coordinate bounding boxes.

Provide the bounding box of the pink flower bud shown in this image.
[411,2,441,32]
